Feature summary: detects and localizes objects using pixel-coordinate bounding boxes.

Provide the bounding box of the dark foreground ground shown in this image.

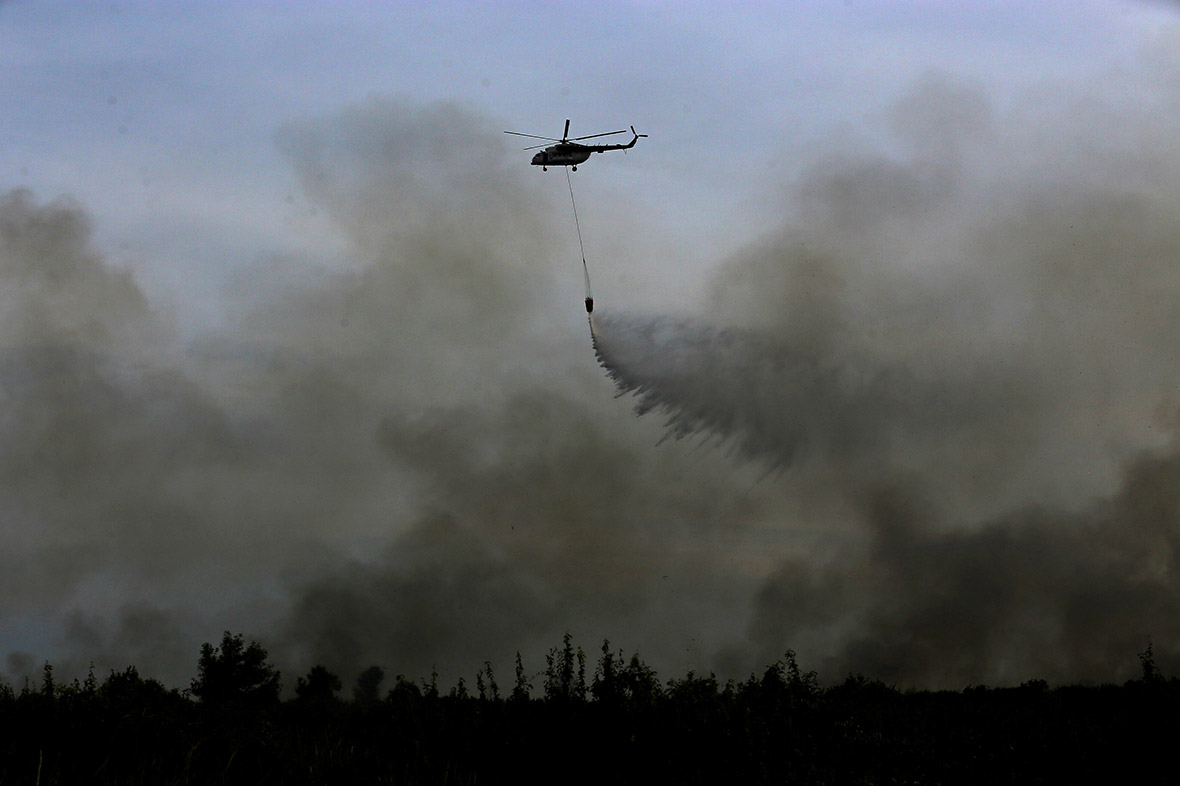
[2,637,1176,784]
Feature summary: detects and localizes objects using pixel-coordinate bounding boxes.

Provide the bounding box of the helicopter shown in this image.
[505,119,646,171]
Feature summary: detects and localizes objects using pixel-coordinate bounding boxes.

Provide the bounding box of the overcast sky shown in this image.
[3,0,1180,691]
[6,1,1169,328]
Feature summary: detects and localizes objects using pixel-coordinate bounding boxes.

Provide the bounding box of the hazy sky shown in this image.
[3,0,1180,691]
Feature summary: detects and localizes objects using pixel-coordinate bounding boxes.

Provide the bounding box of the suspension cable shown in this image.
[566,166,594,311]
[565,165,586,263]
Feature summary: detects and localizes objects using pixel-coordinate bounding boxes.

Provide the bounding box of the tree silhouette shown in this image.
[1139,638,1165,685]
[40,661,55,699]
[190,631,280,707]
[512,651,532,702]
[592,639,626,706]
[352,665,385,703]
[622,652,661,706]
[476,661,500,702]
[4,634,1180,785]
[295,665,342,703]
[544,632,587,703]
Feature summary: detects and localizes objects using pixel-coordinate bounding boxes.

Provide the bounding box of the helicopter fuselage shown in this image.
[507,122,645,170]
[531,144,592,168]
[530,132,643,170]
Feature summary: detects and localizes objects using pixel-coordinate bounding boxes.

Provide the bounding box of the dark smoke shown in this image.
[6,60,1180,692]
[743,449,1180,687]
[0,101,769,689]
[590,70,1180,686]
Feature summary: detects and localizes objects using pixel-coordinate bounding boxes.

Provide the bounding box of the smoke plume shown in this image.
[5,60,1180,692]
[589,69,1180,685]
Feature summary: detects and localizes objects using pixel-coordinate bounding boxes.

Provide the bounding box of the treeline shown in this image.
[2,632,1178,784]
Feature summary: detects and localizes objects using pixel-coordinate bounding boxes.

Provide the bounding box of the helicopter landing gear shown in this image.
[572,166,577,172]
[543,166,548,171]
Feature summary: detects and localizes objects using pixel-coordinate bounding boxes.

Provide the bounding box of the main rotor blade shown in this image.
[563,119,570,140]
[504,131,563,142]
[570,129,628,141]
